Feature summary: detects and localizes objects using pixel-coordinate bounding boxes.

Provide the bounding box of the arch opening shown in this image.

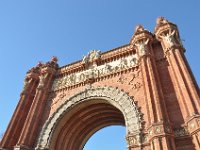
[83,125,126,150]
[51,100,126,150]
[36,86,142,150]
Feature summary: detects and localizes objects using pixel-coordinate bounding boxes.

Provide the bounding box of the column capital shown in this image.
[26,63,41,80]
[40,56,59,74]
[155,17,184,52]
[37,57,59,90]
[130,25,154,58]
[21,64,41,95]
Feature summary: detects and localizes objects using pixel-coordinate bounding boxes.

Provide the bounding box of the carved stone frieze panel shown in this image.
[52,54,138,91]
[117,68,142,91]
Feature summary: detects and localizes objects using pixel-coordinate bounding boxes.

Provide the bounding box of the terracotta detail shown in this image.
[0,17,199,150]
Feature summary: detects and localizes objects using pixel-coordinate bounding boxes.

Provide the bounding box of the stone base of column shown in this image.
[14,145,32,150]
[34,146,49,150]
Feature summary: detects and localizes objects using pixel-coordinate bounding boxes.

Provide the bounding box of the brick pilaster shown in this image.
[130,25,176,149]
[14,57,58,150]
[155,17,200,149]
[155,17,200,119]
[0,65,40,150]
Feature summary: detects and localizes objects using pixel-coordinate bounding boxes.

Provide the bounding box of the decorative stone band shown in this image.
[126,133,149,147]
[174,127,189,138]
[186,115,200,135]
[14,144,32,150]
[51,54,138,91]
[126,133,142,147]
[147,123,173,141]
[35,86,143,149]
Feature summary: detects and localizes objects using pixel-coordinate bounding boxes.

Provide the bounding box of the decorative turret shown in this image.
[155,17,184,53]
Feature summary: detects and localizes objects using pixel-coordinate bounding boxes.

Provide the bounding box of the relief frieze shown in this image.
[117,68,142,91]
[52,53,138,91]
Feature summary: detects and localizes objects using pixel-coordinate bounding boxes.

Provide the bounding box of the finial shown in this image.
[135,25,144,33]
[156,17,169,26]
[51,56,58,63]
[36,61,43,67]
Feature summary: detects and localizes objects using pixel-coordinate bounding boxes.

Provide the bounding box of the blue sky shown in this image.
[0,0,199,149]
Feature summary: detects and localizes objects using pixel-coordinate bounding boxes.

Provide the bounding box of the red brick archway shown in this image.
[0,17,200,150]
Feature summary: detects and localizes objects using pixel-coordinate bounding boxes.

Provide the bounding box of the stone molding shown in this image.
[35,86,143,149]
[147,122,173,142]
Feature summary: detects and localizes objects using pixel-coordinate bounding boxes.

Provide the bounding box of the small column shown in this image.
[155,17,200,149]
[129,25,175,149]
[14,57,58,150]
[0,65,40,150]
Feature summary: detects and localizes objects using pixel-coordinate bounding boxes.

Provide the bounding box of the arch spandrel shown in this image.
[35,86,143,150]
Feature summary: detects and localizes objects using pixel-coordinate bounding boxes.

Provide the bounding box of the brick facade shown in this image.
[0,17,199,150]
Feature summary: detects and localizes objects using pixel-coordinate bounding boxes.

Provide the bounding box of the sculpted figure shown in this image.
[23,77,32,91]
[120,58,128,69]
[89,50,101,61]
[82,50,101,63]
[82,55,89,63]
[130,57,138,66]
[135,39,149,56]
[104,64,112,74]
[160,30,176,48]
[79,73,86,82]
[38,74,48,88]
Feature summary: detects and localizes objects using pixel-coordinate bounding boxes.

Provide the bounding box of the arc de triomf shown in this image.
[0,17,200,150]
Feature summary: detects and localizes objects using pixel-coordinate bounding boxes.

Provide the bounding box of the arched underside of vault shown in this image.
[49,100,125,150]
